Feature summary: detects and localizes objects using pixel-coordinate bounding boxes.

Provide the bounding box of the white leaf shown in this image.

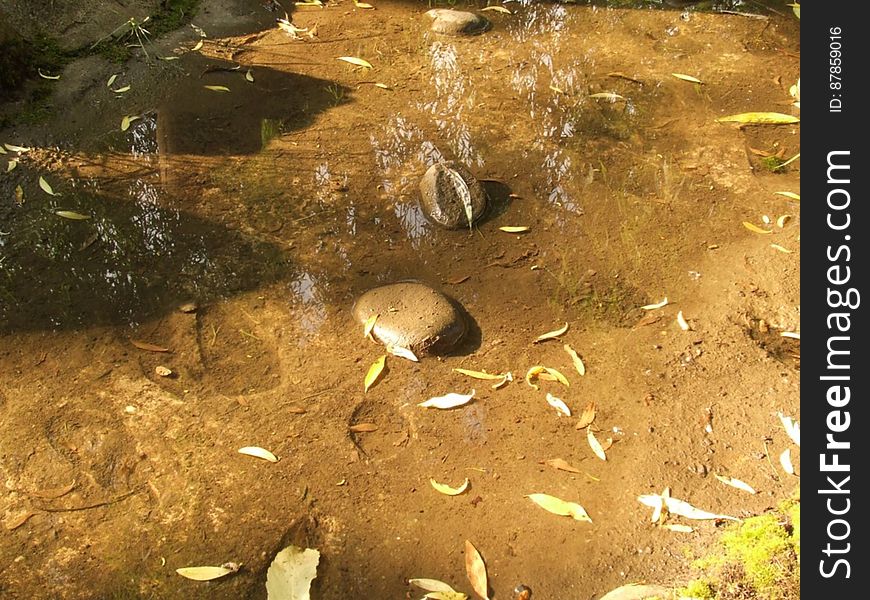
[676,310,690,331]
[266,545,320,600]
[779,448,795,475]
[176,565,237,581]
[638,494,738,521]
[418,390,475,409]
[545,393,571,417]
[778,412,800,447]
[386,343,419,362]
[640,297,668,310]
[238,446,279,462]
[410,578,461,593]
[587,428,606,461]
[714,474,757,494]
[430,478,469,496]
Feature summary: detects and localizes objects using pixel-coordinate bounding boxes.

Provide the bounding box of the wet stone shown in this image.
[419,161,488,230]
[352,282,466,356]
[425,9,491,36]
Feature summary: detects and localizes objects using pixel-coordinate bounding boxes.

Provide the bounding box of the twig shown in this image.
[35,488,141,513]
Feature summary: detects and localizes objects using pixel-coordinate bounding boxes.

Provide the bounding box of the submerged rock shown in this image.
[352,282,466,356]
[425,9,491,36]
[419,161,488,229]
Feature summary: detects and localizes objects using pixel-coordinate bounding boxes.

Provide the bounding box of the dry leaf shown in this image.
[778,412,800,447]
[39,176,59,196]
[587,428,607,461]
[771,244,793,254]
[549,85,564,94]
[545,393,571,417]
[563,344,586,376]
[176,565,238,581]
[430,478,469,496]
[6,159,17,172]
[776,215,791,228]
[56,211,90,220]
[576,402,596,429]
[499,226,530,233]
[491,372,513,389]
[779,448,795,475]
[743,221,773,234]
[107,74,118,87]
[672,73,703,84]
[545,458,582,474]
[638,494,739,521]
[3,143,30,152]
[131,339,170,352]
[364,355,386,392]
[465,540,488,600]
[533,322,569,343]
[121,115,139,131]
[4,510,35,531]
[245,69,254,82]
[353,0,374,8]
[374,82,390,89]
[113,85,131,93]
[481,5,511,14]
[204,85,230,92]
[774,191,800,201]
[265,545,320,600]
[386,344,418,362]
[716,112,799,124]
[453,368,505,381]
[238,446,279,462]
[663,524,694,533]
[641,297,668,310]
[418,390,476,409]
[337,56,373,69]
[38,68,60,80]
[525,366,569,389]
[527,493,592,523]
[780,331,800,339]
[192,40,204,51]
[714,474,757,494]
[349,423,378,433]
[363,314,378,340]
[589,92,625,101]
[447,275,470,284]
[14,185,24,205]
[676,310,690,331]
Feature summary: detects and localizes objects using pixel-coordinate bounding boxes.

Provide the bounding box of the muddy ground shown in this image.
[0,1,800,598]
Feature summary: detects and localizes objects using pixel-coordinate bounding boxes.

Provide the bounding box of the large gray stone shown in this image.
[419,161,488,230]
[425,9,491,36]
[352,282,466,356]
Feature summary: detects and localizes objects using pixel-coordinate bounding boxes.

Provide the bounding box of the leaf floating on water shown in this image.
[131,339,170,352]
[363,314,378,341]
[481,5,512,14]
[770,244,793,254]
[204,85,230,92]
[778,412,800,447]
[430,477,469,496]
[527,493,592,523]
[545,393,571,417]
[39,176,59,196]
[589,92,625,101]
[545,458,582,474]
[176,564,239,581]
[563,343,586,376]
[716,112,799,124]
[192,40,204,51]
[587,428,607,461]
[419,390,476,409]
[672,73,703,84]
[576,402,596,429]
[499,226,530,233]
[106,74,118,87]
[113,85,131,93]
[774,191,800,201]
[245,69,254,82]
[238,446,279,462]
[337,56,373,69]
[349,423,378,433]
[743,221,772,234]
[525,366,569,389]
[714,474,757,494]
[265,545,320,600]
[56,210,90,220]
[453,368,506,381]
[464,540,488,600]
[663,524,695,533]
[641,297,669,310]
[120,115,139,131]
[364,355,386,392]
[779,448,795,475]
[533,322,569,343]
[387,343,418,362]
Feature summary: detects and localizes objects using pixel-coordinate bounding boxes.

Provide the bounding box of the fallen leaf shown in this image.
[337,56,373,69]
[3,143,31,152]
[353,0,374,8]
[672,73,703,84]
[363,314,378,340]
[589,92,625,101]
[780,331,800,340]
[776,215,791,228]
[481,5,512,14]
[238,446,279,462]
[39,176,59,196]
[192,40,204,51]
[113,85,131,93]
[779,448,795,475]
[430,477,469,496]
[56,210,90,220]
[638,494,739,521]
[159,55,181,61]
[7,158,19,172]
[563,344,586,376]
[715,474,757,494]
[465,540,488,600]
[525,366,569,389]
[545,458,582,474]
[131,340,170,352]
[245,69,254,82]
[121,115,139,131]
[676,311,690,331]
[453,368,506,381]
[410,579,468,600]
[491,372,513,389]
[204,85,231,92]
[527,493,592,523]
[4,510,35,531]
[38,69,60,80]
[778,412,800,447]
[587,428,607,461]
[364,355,386,392]
[155,366,173,377]
[662,524,694,533]
[650,488,666,524]
[499,226,530,233]
[716,112,799,124]
[774,191,800,201]
[176,565,238,581]
[419,390,476,409]
[107,74,118,87]
[771,244,793,254]
[447,275,470,284]
[576,402,596,429]
[349,423,378,433]
[387,344,418,362]
[14,185,24,205]
[640,297,668,310]
[743,221,773,234]
[374,82,390,89]
[545,393,571,417]
[533,322,569,343]
[266,545,320,600]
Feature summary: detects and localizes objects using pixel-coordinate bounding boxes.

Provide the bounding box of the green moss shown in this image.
[682,580,715,599]
[759,155,786,172]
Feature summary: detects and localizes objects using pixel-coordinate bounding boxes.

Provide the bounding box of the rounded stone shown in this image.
[419,161,488,229]
[352,282,466,356]
[425,9,491,36]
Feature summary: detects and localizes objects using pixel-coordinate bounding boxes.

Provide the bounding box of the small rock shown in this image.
[425,9,491,36]
[178,301,198,313]
[155,366,173,377]
[419,161,488,229]
[352,282,467,356]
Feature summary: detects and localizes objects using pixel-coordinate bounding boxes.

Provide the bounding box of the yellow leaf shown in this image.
[337,56,373,69]
[672,73,703,84]
[464,540,488,600]
[192,40,204,51]
[245,69,254,82]
[56,210,90,220]
[776,215,791,228]
[364,355,386,392]
[714,474,757,494]
[743,221,772,234]
[204,85,231,92]
[545,393,571,417]
[575,401,596,429]
[176,565,237,581]
[716,112,799,124]
[354,0,374,8]
[498,226,530,233]
[14,184,24,205]
[533,322,569,343]
[113,85,131,93]
[676,310,690,331]
[418,390,476,409]
[4,144,31,152]
[430,477,469,496]
[6,159,17,172]
[525,366,569,389]
[39,176,59,196]
[527,493,592,523]
[237,446,279,462]
[38,69,60,80]
[374,82,390,89]
[563,344,585,376]
[453,368,505,381]
[107,74,118,87]
[549,85,564,94]
[770,244,793,254]
[640,297,668,310]
[545,458,582,474]
[410,579,467,599]
[121,115,139,131]
[491,372,513,389]
[0,145,5,154]
[295,0,324,5]
[589,92,625,101]
[363,313,378,340]
[587,428,607,460]
[481,5,512,14]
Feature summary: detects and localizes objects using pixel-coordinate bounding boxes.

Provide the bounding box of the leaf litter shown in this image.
[778,412,800,446]
[545,458,582,474]
[527,493,592,523]
[419,390,476,409]
[364,355,386,392]
[575,402,596,429]
[638,493,739,521]
[533,322,569,343]
[587,428,607,461]
[563,344,585,376]
[409,579,468,600]
[430,478,469,496]
[525,366,569,389]
[545,393,571,417]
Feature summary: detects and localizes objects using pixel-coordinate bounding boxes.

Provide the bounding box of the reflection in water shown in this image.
[288,271,327,344]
